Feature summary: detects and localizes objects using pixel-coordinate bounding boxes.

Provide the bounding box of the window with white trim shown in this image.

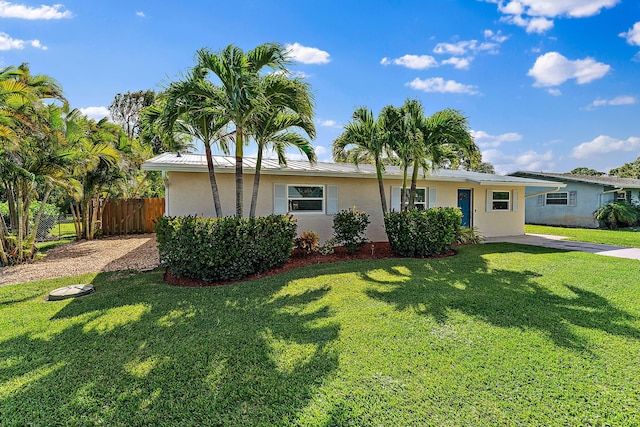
[287,185,324,213]
[491,191,510,211]
[616,191,628,202]
[403,188,427,210]
[546,192,568,205]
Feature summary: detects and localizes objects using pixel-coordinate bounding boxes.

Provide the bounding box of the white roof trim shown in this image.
[142,153,565,188]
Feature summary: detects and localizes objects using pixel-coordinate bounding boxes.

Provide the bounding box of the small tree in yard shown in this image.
[333,207,370,253]
[593,202,638,229]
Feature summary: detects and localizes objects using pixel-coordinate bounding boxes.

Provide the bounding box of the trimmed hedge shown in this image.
[333,207,370,253]
[384,207,462,257]
[155,215,297,282]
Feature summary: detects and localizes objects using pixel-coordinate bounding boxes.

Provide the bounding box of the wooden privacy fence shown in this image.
[101,198,165,236]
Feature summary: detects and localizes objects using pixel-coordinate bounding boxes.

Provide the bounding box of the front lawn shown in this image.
[1,244,639,425]
[526,223,640,248]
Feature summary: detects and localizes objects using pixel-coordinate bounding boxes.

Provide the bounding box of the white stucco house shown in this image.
[142,153,564,242]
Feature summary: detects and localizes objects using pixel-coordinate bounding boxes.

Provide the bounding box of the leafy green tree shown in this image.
[153,74,232,217]
[608,158,640,179]
[249,75,316,217]
[0,64,66,264]
[594,202,638,229]
[109,90,156,139]
[569,167,604,176]
[333,105,399,215]
[195,43,291,217]
[472,161,496,174]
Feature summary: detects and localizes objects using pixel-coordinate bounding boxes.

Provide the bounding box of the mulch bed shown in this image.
[164,241,456,287]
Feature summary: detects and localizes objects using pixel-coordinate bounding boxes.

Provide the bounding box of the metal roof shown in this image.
[510,171,640,189]
[143,153,564,187]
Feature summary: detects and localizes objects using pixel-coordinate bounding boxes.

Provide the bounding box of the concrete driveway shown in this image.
[484,233,640,261]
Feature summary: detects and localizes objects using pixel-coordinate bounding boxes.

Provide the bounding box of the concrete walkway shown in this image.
[484,233,640,261]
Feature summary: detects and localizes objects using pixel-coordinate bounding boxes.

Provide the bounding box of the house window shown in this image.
[546,192,568,205]
[287,185,324,213]
[616,191,628,202]
[491,191,510,211]
[403,188,426,210]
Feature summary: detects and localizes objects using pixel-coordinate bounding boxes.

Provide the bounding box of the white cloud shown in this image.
[620,22,640,46]
[486,0,620,33]
[0,32,24,50]
[0,31,45,50]
[471,130,523,148]
[286,42,330,64]
[0,1,72,19]
[315,145,327,155]
[80,106,110,121]
[571,135,640,159]
[586,95,636,109]
[407,77,479,95]
[136,11,145,18]
[433,38,502,56]
[319,119,341,128]
[441,57,473,70]
[380,54,438,69]
[482,148,554,174]
[547,88,562,96]
[527,52,610,87]
[30,39,46,50]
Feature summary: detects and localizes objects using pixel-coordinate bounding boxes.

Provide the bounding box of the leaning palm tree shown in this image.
[333,105,399,215]
[196,43,290,217]
[248,76,316,217]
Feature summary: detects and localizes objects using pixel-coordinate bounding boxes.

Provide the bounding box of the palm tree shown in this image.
[248,75,316,217]
[333,105,398,215]
[195,43,290,217]
[155,75,232,218]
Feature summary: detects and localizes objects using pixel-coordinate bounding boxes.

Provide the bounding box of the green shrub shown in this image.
[457,226,484,245]
[384,207,462,257]
[0,201,61,240]
[155,214,297,282]
[333,207,370,253]
[294,230,319,255]
[317,237,337,255]
[593,202,638,229]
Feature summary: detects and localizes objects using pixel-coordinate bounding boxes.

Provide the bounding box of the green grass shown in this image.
[1,244,639,426]
[526,224,640,248]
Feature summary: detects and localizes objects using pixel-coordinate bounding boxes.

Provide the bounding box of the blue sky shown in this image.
[1,0,639,174]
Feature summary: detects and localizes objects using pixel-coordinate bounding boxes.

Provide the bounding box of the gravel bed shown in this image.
[0,234,159,286]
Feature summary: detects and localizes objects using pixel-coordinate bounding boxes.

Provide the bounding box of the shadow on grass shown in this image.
[365,244,640,351]
[0,271,339,425]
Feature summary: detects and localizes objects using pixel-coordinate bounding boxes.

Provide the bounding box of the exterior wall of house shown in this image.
[165,171,526,241]
[523,182,614,228]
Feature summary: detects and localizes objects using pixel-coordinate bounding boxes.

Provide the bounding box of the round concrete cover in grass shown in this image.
[48,284,95,301]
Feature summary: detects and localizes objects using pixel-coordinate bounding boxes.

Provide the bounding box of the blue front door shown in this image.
[458,189,472,227]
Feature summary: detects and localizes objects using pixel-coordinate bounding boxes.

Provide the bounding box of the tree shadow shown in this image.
[365,245,640,352]
[0,270,339,425]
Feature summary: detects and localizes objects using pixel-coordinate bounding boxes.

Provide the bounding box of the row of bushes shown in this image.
[157,206,466,283]
[155,215,297,282]
[384,208,462,257]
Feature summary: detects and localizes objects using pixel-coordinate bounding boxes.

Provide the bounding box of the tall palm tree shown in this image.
[333,105,398,215]
[156,75,232,217]
[248,75,316,217]
[196,43,290,217]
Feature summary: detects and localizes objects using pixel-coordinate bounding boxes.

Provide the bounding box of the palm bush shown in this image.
[593,202,638,229]
[456,226,484,245]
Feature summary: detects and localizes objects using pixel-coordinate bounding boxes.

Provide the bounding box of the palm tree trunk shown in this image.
[204,144,223,217]
[235,127,244,217]
[28,185,52,258]
[71,201,82,240]
[0,214,9,266]
[249,147,263,218]
[5,181,17,231]
[408,160,419,209]
[401,165,409,211]
[375,157,388,215]
[16,185,24,263]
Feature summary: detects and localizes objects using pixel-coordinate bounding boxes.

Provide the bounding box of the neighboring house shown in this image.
[510,171,640,228]
[142,153,562,241]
